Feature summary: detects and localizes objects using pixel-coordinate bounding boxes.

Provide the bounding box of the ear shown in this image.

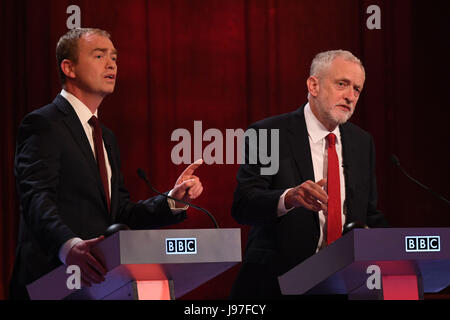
[306,76,319,98]
[60,59,76,80]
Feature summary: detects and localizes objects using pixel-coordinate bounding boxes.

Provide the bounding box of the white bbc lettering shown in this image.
[187,240,195,252]
[167,240,175,253]
[419,238,427,249]
[166,238,197,255]
[178,240,185,252]
[407,238,416,251]
[429,237,439,249]
[405,236,441,252]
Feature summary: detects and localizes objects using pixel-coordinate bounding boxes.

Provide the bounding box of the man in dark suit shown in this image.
[10,28,204,299]
[230,50,389,299]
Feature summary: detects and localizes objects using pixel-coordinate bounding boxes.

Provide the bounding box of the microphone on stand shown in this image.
[137,168,219,228]
[391,154,449,206]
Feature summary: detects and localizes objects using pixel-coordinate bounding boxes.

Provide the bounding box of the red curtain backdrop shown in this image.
[1,0,449,299]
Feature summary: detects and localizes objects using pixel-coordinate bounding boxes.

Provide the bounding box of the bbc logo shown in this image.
[166,238,197,255]
[405,236,440,252]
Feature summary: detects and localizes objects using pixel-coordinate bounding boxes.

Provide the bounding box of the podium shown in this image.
[27,228,241,300]
[278,228,450,300]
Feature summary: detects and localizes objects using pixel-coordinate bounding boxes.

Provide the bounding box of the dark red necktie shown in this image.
[89,116,111,213]
[326,133,342,245]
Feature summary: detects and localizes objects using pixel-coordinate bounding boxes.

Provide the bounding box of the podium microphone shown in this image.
[137,168,219,228]
[391,154,450,206]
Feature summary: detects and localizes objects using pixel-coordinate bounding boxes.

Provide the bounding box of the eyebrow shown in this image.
[91,48,118,55]
[338,78,362,89]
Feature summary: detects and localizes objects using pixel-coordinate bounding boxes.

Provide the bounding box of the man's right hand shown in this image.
[65,236,107,287]
[284,179,328,212]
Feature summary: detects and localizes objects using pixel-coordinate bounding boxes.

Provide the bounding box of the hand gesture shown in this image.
[171,159,204,207]
[284,178,328,212]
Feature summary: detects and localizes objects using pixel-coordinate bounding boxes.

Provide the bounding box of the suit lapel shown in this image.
[287,105,315,183]
[339,123,356,222]
[285,105,320,231]
[54,95,110,215]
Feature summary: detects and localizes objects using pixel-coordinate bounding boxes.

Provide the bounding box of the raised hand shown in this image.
[170,159,204,207]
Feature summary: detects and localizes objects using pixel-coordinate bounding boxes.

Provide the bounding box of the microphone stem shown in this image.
[140,172,219,228]
[397,164,450,206]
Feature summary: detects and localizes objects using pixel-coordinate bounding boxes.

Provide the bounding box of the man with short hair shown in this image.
[10,28,204,299]
[230,50,389,299]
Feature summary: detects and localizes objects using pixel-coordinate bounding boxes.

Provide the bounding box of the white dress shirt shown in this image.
[277,103,346,251]
[58,89,186,264]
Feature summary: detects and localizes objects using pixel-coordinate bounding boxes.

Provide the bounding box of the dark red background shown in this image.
[1,0,449,300]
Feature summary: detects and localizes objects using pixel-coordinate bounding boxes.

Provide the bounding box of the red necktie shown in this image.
[326,133,342,244]
[89,116,111,213]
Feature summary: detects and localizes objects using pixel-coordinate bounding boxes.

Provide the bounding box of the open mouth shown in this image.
[104,74,116,80]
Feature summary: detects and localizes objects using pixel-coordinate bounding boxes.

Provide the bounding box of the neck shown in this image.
[308,99,338,132]
[63,84,104,114]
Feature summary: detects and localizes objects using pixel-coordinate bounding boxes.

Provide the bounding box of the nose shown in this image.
[106,57,116,70]
[343,86,356,103]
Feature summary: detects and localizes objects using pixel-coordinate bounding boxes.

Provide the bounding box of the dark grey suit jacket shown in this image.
[230,104,388,299]
[10,94,186,299]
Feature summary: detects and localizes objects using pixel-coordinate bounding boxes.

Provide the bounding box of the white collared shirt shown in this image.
[277,103,346,251]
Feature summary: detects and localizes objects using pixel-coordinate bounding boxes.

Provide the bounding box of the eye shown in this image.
[337,81,347,88]
[96,55,103,59]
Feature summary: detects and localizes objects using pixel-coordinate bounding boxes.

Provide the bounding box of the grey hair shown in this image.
[310,50,364,77]
[307,50,364,99]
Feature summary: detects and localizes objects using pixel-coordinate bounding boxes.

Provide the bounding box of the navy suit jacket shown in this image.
[10,94,186,299]
[230,104,388,298]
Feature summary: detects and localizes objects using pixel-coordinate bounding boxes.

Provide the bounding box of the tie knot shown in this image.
[88,115,100,128]
[327,133,336,146]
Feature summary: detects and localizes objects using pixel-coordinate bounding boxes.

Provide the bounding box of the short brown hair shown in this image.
[56,28,111,85]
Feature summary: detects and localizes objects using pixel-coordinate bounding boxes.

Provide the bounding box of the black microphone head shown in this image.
[342,221,367,235]
[391,154,400,166]
[104,223,130,238]
[137,168,148,181]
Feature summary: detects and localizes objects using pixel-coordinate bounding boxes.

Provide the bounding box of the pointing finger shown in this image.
[181,159,203,176]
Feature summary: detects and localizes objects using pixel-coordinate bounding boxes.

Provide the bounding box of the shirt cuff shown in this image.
[277,188,294,217]
[167,189,189,213]
[59,237,83,265]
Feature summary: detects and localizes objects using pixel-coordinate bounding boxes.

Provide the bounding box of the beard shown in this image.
[326,104,354,125]
[314,98,355,129]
